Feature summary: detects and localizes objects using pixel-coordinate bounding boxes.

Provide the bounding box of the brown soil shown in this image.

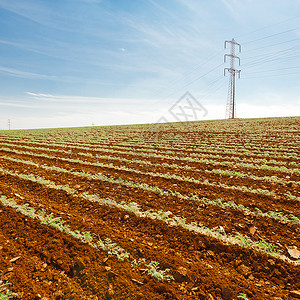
[0,116,299,300]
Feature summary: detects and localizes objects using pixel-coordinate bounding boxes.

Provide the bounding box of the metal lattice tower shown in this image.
[224,38,241,119]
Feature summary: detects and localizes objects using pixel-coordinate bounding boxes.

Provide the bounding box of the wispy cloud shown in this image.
[0,102,35,108]
[220,0,249,25]
[173,0,201,13]
[0,0,87,33]
[220,0,235,13]
[25,92,151,105]
[0,0,52,28]
[0,66,56,80]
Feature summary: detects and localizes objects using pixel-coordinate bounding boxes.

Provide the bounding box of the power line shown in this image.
[242,27,300,45]
[149,49,225,101]
[197,77,227,102]
[244,65,300,75]
[242,53,300,70]
[244,57,300,71]
[177,63,225,90]
[241,46,300,68]
[148,24,299,116]
[234,16,300,40]
[245,38,300,52]
[241,70,300,80]
[242,44,300,61]
[150,61,225,106]
[150,25,299,109]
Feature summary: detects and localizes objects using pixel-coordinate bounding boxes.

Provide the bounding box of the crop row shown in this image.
[2,122,299,152]
[1,143,300,194]
[3,151,299,205]
[3,164,281,299]
[0,195,174,282]
[1,129,299,157]
[2,154,300,218]
[1,137,299,164]
[2,141,299,192]
[1,161,299,258]
[100,139,300,157]
[1,139,299,174]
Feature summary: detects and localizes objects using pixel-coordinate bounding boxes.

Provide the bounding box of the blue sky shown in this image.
[0,0,299,129]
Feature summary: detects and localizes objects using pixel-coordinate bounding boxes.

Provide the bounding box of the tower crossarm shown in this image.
[224,68,241,78]
[224,39,241,52]
[224,54,240,65]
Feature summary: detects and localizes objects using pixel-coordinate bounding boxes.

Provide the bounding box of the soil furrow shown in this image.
[0,159,299,262]
[1,178,300,300]
[1,152,299,216]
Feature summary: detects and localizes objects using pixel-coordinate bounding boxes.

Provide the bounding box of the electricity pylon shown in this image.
[224,38,241,119]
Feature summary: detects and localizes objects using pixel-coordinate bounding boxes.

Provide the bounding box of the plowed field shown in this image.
[0,116,299,300]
